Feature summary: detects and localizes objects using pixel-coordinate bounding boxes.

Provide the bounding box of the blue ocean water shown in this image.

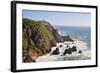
[54,26,91,49]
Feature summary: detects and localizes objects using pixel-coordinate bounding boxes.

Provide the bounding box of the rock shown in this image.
[67,48,72,54]
[63,48,72,55]
[63,49,68,55]
[23,18,57,62]
[24,57,36,63]
[40,20,64,43]
[71,46,77,52]
[51,48,60,55]
[23,18,75,62]
[78,50,82,54]
[59,45,63,47]
[62,35,74,42]
[52,29,64,42]
[66,45,69,48]
[50,40,56,47]
[62,45,77,55]
[23,53,36,63]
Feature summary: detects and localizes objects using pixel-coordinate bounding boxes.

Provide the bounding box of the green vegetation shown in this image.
[22,18,58,63]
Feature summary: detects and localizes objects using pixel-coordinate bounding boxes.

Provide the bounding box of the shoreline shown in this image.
[36,39,91,62]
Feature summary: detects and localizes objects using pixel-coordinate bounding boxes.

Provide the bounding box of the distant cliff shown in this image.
[23,18,64,63]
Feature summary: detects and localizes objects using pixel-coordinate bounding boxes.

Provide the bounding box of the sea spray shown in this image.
[36,40,91,62]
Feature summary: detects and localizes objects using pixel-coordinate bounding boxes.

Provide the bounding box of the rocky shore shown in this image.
[23,18,90,63]
[36,40,91,62]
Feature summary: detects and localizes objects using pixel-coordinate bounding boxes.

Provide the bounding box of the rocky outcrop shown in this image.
[78,50,82,54]
[52,29,64,42]
[23,19,53,62]
[51,48,60,55]
[71,46,77,52]
[23,18,74,62]
[62,46,77,55]
[23,18,64,63]
[62,35,74,42]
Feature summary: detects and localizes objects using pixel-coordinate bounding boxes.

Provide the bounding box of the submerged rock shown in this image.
[78,50,82,54]
[66,45,69,48]
[59,45,63,47]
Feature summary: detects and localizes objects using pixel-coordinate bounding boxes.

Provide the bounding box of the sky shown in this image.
[22,10,91,27]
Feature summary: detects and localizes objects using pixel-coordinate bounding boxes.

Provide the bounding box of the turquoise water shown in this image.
[54,26,91,49]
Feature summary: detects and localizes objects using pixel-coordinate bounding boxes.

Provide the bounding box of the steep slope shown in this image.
[23,18,64,63]
[22,18,75,63]
[38,21,64,42]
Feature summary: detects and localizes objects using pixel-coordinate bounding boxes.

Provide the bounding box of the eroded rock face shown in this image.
[23,48,37,63]
[50,40,57,47]
[23,18,75,62]
[42,21,64,43]
[52,29,64,43]
[23,18,64,63]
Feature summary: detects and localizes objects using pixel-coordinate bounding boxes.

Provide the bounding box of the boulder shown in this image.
[71,46,77,52]
[59,45,63,47]
[66,45,69,48]
[67,48,72,54]
[51,48,60,55]
[62,48,72,55]
[63,49,68,55]
[78,50,82,54]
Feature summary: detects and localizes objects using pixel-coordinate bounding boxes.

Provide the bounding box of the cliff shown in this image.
[22,18,74,62]
[22,18,64,63]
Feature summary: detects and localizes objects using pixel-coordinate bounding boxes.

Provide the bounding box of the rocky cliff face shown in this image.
[22,18,73,63]
[39,21,64,43]
[23,18,64,63]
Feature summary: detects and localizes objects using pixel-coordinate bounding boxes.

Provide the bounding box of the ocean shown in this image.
[54,26,91,49]
[36,26,91,62]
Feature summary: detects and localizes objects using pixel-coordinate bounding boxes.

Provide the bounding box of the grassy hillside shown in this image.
[23,18,59,63]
